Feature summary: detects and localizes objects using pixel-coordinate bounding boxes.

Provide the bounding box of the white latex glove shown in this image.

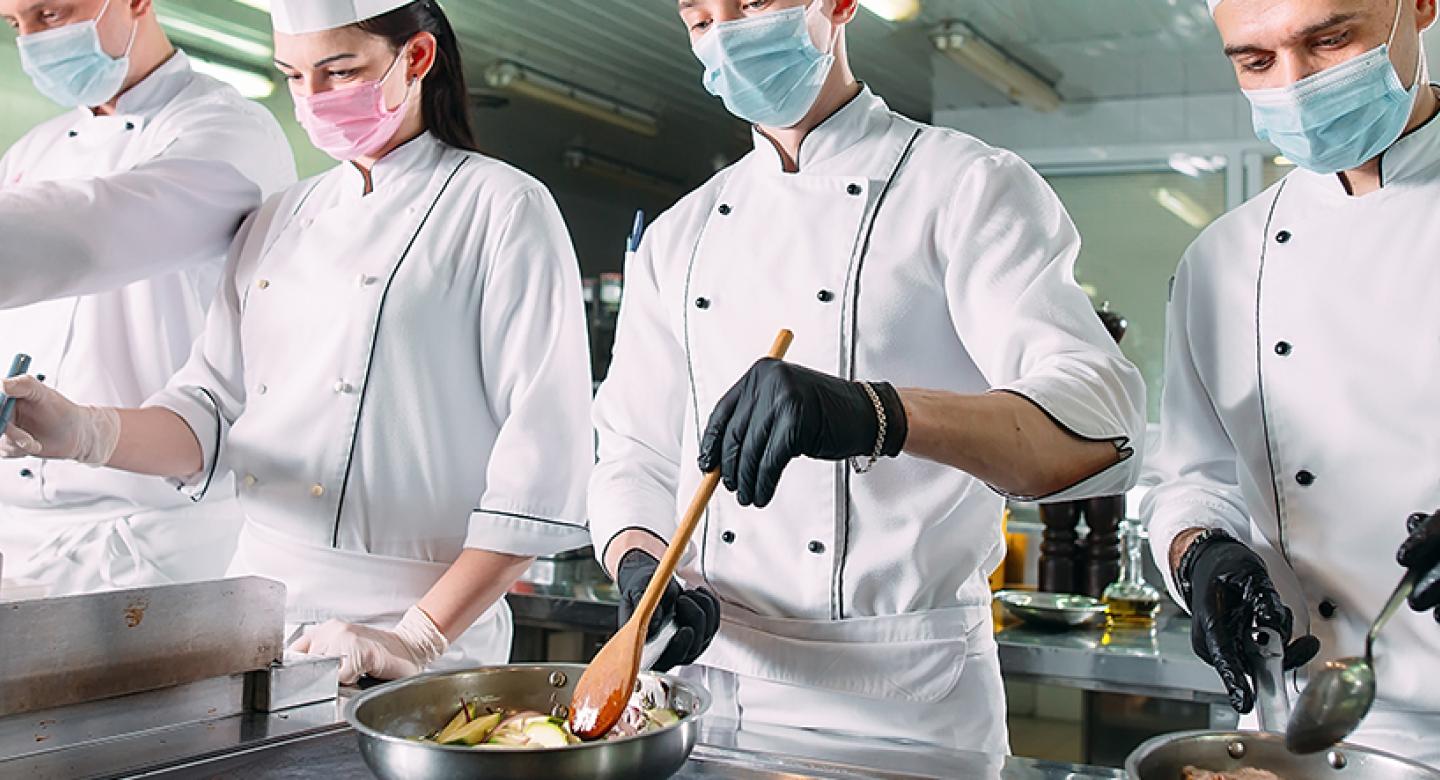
[0,376,120,465]
[289,606,449,685]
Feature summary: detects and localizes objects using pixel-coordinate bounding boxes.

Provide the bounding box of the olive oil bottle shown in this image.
[1102,520,1161,630]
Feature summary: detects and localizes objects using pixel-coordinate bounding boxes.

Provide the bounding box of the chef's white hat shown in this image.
[271,0,418,35]
[1206,0,1222,14]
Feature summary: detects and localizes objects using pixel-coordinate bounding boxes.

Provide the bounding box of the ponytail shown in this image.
[357,1,479,153]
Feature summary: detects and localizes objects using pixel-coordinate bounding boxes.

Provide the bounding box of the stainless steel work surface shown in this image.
[129,717,1123,779]
[505,563,1226,704]
[0,577,285,718]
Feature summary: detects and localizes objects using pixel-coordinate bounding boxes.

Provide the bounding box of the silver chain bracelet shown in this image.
[849,381,886,475]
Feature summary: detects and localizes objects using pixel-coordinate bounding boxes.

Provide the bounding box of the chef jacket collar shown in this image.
[1295,83,1440,198]
[341,130,444,195]
[99,50,194,121]
[750,84,892,174]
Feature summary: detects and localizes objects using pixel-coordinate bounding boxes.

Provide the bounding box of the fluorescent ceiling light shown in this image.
[1153,187,1214,229]
[859,0,921,22]
[233,0,270,10]
[1167,153,1227,178]
[931,22,1061,113]
[158,13,272,60]
[189,55,276,100]
[484,60,659,137]
[563,147,681,197]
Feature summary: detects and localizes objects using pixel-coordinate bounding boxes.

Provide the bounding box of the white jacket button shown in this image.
[310,484,326,497]
[257,279,271,290]
[243,474,257,487]
[358,274,377,287]
[334,381,353,394]
[256,383,268,395]
[807,540,825,554]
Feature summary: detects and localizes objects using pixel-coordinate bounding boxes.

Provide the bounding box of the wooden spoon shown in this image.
[569,328,794,740]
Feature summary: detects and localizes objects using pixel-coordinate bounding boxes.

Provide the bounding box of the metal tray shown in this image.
[995,590,1107,629]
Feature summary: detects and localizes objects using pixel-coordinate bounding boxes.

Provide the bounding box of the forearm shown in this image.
[899,388,1122,498]
[417,548,535,642]
[603,529,671,579]
[107,407,204,477]
[1169,527,1208,573]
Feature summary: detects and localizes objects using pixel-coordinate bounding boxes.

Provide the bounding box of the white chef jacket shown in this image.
[150,133,592,649]
[1144,97,1440,764]
[590,89,1145,714]
[0,50,295,515]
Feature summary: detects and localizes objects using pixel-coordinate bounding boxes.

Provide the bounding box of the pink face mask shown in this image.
[295,50,414,161]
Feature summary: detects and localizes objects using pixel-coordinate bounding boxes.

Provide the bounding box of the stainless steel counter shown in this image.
[506,556,1229,712]
[121,711,1123,779]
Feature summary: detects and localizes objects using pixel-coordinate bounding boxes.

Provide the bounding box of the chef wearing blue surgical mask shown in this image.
[0,0,294,595]
[589,0,1146,753]
[1144,0,1440,767]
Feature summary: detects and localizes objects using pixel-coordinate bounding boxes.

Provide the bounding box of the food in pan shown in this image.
[1181,767,1283,780]
[422,681,681,748]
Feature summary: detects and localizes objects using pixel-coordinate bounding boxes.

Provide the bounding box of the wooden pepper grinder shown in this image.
[1039,502,1082,594]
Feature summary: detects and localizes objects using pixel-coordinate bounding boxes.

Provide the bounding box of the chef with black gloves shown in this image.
[589,0,1146,751]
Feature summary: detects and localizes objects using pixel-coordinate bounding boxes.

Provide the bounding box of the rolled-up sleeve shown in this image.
[1141,251,1253,605]
[587,225,690,570]
[0,96,294,309]
[465,188,593,557]
[144,211,259,498]
[942,149,1147,502]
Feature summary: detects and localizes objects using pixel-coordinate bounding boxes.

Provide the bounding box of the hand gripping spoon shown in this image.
[1286,569,1420,754]
[569,329,794,741]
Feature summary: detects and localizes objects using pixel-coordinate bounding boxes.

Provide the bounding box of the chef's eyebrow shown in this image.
[1223,12,1359,58]
[272,53,359,70]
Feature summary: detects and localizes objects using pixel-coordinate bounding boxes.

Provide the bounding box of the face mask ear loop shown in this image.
[806,0,841,57]
[96,0,140,61]
[380,45,417,114]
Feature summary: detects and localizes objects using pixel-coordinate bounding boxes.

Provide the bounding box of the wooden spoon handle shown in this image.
[630,329,794,626]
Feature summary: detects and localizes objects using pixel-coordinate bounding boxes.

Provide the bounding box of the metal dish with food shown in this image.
[346,664,710,780]
[994,589,1108,629]
[1126,730,1440,780]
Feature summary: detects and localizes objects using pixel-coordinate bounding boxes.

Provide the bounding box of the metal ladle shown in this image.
[1285,569,1420,754]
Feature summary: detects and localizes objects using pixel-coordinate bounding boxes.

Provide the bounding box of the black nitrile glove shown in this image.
[1398,510,1440,623]
[697,358,907,508]
[1184,535,1320,713]
[616,549,719,672]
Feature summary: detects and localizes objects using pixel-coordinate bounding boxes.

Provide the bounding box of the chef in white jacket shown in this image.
[590,0,1146,752]
[1,0,593,682]
[1144,0,1440,766]
[0,0,294,594]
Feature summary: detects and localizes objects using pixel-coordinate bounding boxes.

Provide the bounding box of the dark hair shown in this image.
[357,1,479,152]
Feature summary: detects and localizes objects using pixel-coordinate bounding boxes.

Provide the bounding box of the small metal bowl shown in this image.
[995,590,1108,629]
[346,664,710,780]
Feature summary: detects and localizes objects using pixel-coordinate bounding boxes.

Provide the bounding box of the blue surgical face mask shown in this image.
[693,2,837,128]
[17,0,138,108]
[1243,0,1423,175]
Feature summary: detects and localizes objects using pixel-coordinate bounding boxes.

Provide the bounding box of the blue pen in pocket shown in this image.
[0,354,33,436]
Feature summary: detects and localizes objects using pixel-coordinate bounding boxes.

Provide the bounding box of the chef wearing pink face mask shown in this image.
[0,0,594,683]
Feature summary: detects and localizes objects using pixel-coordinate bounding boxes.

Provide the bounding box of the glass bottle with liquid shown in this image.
[1102,519,1161,630]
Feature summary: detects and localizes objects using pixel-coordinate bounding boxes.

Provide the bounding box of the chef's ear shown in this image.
[129,0,154,19]
[1416,0,1437,32]
[830,0,861,25]
[403,31,438,85]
